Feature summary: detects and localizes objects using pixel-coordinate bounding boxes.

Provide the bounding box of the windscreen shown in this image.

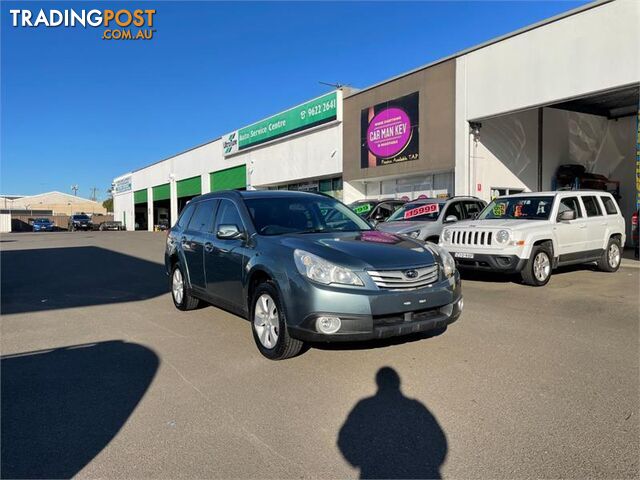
[387,202,443,222]
[246,196,372,236]
[479,197,554,220]
[73,215,90,220]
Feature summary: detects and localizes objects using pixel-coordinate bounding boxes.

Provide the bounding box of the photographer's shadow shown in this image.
[337,367,447,479]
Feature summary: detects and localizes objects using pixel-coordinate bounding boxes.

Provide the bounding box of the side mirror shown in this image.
[558,210,576,222]
[444,215,458,223]
[217,224,245,240]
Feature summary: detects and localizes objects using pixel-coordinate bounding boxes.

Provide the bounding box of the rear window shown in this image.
[582,196,602,217]
[601,196,619,215]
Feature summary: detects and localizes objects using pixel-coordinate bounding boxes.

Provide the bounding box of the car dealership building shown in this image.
[114,0,638,240]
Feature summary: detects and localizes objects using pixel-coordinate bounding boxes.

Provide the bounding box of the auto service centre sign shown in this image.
[223,92,337,156]
[361,92,419,168]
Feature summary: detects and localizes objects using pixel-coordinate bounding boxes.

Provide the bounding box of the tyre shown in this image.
[521,243,553,286]
[251,282,303,360]
[170,263,200,311]
[597,237,622,272]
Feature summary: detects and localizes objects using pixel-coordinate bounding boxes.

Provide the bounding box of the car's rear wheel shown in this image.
[251,282,303,360]
[597,237,621,272]
[171,263,200,311]
[521,244,552,286]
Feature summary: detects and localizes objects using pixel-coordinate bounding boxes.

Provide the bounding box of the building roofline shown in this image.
[131,136,222,174]
[5,190,101,203]
[345,0,611,99]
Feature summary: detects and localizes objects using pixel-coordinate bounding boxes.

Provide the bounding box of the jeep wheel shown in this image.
[597,237,621,272]
[251,282,303,360]
[521,245,552,286]
[171,263,200,311]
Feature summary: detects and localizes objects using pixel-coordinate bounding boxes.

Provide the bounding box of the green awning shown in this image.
[153,183,170,201]
[210,165,246,192]
[134,189,148,204]
[177,176,201,198]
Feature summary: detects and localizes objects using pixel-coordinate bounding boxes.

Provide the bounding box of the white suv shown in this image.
[439,191,626,286]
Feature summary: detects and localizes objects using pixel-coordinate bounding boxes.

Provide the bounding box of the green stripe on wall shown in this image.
[153,183,170,201]
[134,189,147,204]
[210,165,246,192]
[177,176,201,198]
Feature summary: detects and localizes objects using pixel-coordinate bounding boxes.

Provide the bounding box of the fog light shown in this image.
[316,316,341,334]
[439,304,454,316]
[458,298,464,311]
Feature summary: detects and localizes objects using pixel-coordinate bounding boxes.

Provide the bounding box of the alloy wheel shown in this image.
[608,243,621,268]
[172,268,184,305]
[254,294,279,349]
[533,252,550,282]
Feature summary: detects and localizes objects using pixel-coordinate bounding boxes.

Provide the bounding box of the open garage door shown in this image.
[177,176,201,214]
[469,85,639,245]
[133,189,148,231]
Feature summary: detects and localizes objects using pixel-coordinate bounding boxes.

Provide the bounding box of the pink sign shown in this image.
[404,203,439,220]
[366,107,411,158]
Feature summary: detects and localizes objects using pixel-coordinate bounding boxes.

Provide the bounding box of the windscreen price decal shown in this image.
[354,204,372,215]
[404,203,439,219]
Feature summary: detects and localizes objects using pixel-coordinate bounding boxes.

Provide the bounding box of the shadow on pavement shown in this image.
[1,246,168,314]
[338,367,447,479]
[1,340,159,479]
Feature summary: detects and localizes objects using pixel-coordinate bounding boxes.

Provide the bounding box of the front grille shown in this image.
[450,229,493,246]
[367,264,439,290]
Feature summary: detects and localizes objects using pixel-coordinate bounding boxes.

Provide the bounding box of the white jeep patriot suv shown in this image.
[439,191,626,286]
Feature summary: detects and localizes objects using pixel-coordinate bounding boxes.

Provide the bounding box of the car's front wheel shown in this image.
[171,263,200,311]
[251,282,303,360]
[521,244,552,286]
[597,237,621,272]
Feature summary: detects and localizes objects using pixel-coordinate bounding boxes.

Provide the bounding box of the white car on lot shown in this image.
[439,191,625,286]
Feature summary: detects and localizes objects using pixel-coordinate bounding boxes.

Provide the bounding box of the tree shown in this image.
[102,197,113,212]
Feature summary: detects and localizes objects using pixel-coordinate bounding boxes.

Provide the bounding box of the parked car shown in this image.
[347,199,406,225]
[68,214,92,231]
[165,190,463,359]
[632,209,639,259]
[439,191,626,286]
[32,218,54,232]
[376,197,486,242]
[98,220,124,231]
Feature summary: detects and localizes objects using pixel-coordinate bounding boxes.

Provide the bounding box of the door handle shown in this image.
[204,242,214,253]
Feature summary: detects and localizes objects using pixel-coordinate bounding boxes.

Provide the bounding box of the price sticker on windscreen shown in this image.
[404,203,439,219]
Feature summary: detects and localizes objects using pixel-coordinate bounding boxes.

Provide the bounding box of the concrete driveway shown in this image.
[1,231,638,479]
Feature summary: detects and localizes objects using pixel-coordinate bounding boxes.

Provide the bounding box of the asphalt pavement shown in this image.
[1,231,638,479]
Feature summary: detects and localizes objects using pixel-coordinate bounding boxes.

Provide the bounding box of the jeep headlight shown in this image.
[430,244,456,278]
[294,250,364,286]
[496,229,511,245]
[442,228,452,243]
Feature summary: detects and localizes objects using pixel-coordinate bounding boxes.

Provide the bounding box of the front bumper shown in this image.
[451,252,527,273]
[285,273,462,342]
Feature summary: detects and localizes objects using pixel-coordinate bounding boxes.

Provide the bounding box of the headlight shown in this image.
[496,229,511,244]
[430,244,456,278]
[442,229,452,243]
[294,250,364,286]
[405,229,421,239]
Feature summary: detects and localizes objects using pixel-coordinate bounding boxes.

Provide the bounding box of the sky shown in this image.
[1,1,589,200]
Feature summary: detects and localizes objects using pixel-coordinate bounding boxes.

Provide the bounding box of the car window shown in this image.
[443,202,464,221]
[582,196,602,217]
[479,197,553,220]
[187,200,216,232]
[558,197,582,218]
[245,196,370,235]
[463,201,482,219]
[215,200,244,232]
[601,196,619,215]
[374,203,395,220]
[176,203,195,229]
